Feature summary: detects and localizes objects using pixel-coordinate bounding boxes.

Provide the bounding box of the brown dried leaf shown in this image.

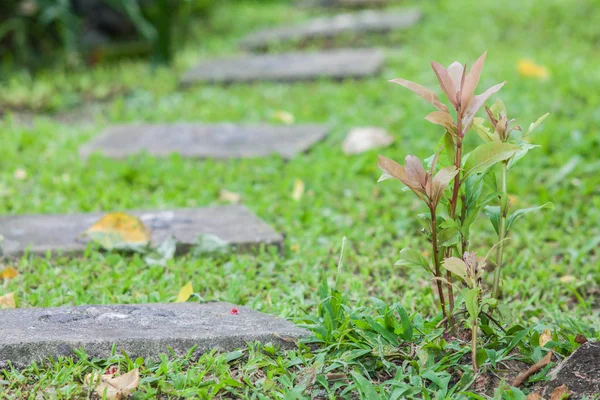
[462,82,506,131]
[526,393,543,400]
[431,61,458,107]
[219,189,241,204]
[0,292,15,308]
[461,51,487,110]
[425,111,457,134]
[389,78,448,112]
[539,329,552,347]
[550,384,570,400]
[511,352,552,387]
[92,368,140,400]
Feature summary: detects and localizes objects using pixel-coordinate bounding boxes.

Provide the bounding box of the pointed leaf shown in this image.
[461,51,487,109]
[507,142,540,169]
[377,155,408,183]
[472,117,497,142]
[447,62,465,90]
[389,78,448,112]
[351,371,381,400]
[431,61,458,107]
[442,257,468,282]
[395,248,432,274]
[404,155,427,189]
[462,82,506,131]
[431,166,458,205]
[506,203,554,232]
[397,306,413,341]
[463,142,520,178]
[464,288,480,321]
[425,111,457,134]
[527,112,550,135]
[484,206,501,235]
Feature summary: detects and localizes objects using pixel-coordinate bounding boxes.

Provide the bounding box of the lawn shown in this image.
[1,0,599,398]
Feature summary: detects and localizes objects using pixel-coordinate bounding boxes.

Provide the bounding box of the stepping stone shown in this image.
[0,302,310,368]
[80,123,330,160]
[0,205,282,257]
[300,0,388,8]
[544,341,600,399]
[180,48,384,85]
[240,9,422,51]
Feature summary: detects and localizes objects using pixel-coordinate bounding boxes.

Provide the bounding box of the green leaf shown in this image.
[396,306,413,341]
[438,220,461,247]
[442,130,457,165]
[506,203,554,232]
[463,142,520,178]
[464,288,480,321]
[527,112,550,135]
[472,117,496,142]
[442,257,470,285]
[484,206,501,235]
[507,142,540,169]
[395,248,432,274]
[351,371,381,400]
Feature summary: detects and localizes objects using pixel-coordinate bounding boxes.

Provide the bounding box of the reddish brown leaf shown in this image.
[461,52,487,110]
[447,62,465,91]
[425,111,457,134]
[389,78,448,112]
[431,61,458,108]
[377,155,423,197]
[431,166,458,205]
[511,352,552,387]
[526,393,543,400]
[550,384,570,400]
[462,81,506,131]
[404,155,427,189]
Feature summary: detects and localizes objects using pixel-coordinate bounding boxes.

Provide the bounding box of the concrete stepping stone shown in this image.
[0,302,309,368]
[80,123,330,160]
[0,205,282,257]
[240,9,422,51]
[180,48,384,85]
[300,0,388,8]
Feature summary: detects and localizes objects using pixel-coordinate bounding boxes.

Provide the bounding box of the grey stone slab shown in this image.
[80,123,330,160]
[299,0,388,8]
[0,302,310,368]
[545,341,600,399]
[0,205,282,257]
[180,48,384,85]
[240,9,422,50]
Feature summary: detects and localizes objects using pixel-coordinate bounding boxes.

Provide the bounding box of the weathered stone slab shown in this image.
[180,49,384,85]
[0,206,282,257]
[545,341,600,399]
[240,9,422,50]
[0,302,309,368]
[299,0,388,8]
[80,123,330,160]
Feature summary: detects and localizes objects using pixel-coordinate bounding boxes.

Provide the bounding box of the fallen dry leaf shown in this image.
[512,352,552,387]
[13,168,27,180]
[0,292,16,308]
[176,282,193,303]
[290,244,300,253]
[83,212,151,250]
[273,110,294,125]
[86,368,140,400]
[518,60,549,80]
[219,189,241,204]
[540,329,552,347]
[0,266,19,281]
[292,179,305,201]
[342,127,394,155]
[550,384,570,400]
[559,275,575,284]
[526,393,543,400]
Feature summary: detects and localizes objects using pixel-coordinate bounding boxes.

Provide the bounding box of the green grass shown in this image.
[1,0,600,398]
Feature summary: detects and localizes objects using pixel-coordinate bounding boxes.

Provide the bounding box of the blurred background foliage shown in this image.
[0,0,221,68]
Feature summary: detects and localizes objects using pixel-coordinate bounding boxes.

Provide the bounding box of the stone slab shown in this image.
[180,48,384,85]
[299,0,388,8]
[240,9,422,50]
[80,123,330,160]
[0,205,283,257]
[545,341,600,399]
[0,302,310,369]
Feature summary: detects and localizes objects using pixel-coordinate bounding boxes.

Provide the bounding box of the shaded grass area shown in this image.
[1,0,599,397]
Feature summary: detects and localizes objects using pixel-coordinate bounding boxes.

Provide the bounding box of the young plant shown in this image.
[378,53,550,360]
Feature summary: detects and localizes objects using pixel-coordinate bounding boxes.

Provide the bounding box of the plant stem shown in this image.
[445,140,463,315]
[471,319,478,372]
[430,207,448,330]
[492,162,508,298]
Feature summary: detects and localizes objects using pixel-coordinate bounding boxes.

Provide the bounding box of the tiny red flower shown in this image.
[105,365,118,375]
[230,308,239,315]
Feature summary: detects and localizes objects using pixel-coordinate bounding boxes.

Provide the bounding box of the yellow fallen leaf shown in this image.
[292,179,304,202]
[559,275,575,284]
[219,189,241,204]
[550,384,570,400]
[526,393,543,400]
[290,244,300,253]
[176,282,193,303]
[539,329,552,347]
[83,212,151,250]
[273,110,294,125]
[0,266,19,280]
[86,368,140,400]
[0,292,15,308]
[518,59,549,80]
[13,168,27,180]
